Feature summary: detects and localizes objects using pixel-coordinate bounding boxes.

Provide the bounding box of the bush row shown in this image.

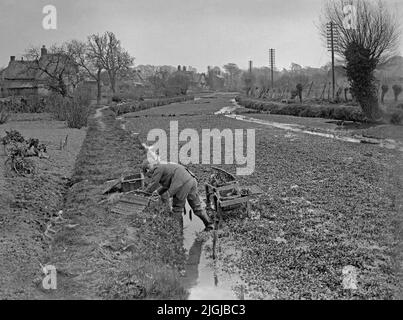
[0,95,46,113]
[110,96,194,116]
[46,89,92,129]
[235,96,366,122]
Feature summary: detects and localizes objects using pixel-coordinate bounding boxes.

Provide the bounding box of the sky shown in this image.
[0,0,402,72]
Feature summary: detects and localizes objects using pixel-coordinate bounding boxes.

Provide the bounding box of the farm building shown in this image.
[0,55,42,97]
[0,45,77,98]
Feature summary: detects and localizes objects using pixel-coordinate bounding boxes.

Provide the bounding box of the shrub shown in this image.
[45,90,91,128]
[0,95,46,114]
[65,90,92,129]
[25,95,46,113]
[112,96,123,103]
[65,101,90,129]
[46,93,69,121]
[381,84,389,103]
[0,104,10,124]
[392,84,403,102]
[390,111,403,125]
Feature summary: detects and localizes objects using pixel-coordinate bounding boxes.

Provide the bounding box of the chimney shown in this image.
[10,56,15,62]
[41,45,47,57]
[249,60,253,73]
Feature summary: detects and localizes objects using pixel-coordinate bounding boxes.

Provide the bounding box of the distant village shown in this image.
[1,44,402,101]
[0,45,227,100]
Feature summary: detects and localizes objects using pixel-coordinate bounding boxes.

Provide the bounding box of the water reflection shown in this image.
[182,202,242,300]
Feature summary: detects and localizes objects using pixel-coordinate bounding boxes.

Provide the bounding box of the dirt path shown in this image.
[94,106,108,131]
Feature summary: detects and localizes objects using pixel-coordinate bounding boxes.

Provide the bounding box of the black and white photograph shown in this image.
[0,0,402,307]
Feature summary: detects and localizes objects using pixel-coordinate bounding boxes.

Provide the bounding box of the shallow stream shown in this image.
[181,202,245,300]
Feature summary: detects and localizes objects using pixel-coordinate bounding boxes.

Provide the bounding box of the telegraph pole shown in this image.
[269,49,275,89]
[327,22,339,100]
[247,60,253,96]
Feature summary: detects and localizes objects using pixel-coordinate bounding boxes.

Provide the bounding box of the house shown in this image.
[0,45,77,98]
[207,66,225,91]
[0,55,39,97]
[193,73,208,89]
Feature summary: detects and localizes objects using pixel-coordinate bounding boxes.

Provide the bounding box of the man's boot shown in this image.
[194,209,214,231]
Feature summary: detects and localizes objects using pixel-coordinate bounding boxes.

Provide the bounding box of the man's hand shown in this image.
[151,191,160,200]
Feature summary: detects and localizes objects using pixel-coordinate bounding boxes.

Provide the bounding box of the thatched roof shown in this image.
[2,60,37,80]
[1,51,77,90]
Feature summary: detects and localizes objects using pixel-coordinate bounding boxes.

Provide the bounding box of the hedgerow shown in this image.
[110,96,194,116]
[235,96,366,122]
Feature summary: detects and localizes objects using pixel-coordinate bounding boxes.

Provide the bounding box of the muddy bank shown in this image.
[43,108,187,300]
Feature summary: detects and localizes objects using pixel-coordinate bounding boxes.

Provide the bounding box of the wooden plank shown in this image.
[243,185,264,195]
[219,196,249,207]
[102,178,121,194]
[111,202,146,215]
[216,184,240,193]
[120,194,150,206]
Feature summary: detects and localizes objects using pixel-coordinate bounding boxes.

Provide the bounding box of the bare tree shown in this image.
[241,71,256,96]
[66,40,104,104]
[147,69,171,95]
[392,84,402,102]
[25,45,79,97]
[87,32,134,94]
[223,63,242,91]
[320,0,401,121]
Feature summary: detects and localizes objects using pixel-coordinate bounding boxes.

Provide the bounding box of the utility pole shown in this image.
[269,49,275,89]
[247,60,253,96]
[327,22,339,101]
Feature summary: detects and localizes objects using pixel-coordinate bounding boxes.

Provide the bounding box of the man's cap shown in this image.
[141,158,159,172]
